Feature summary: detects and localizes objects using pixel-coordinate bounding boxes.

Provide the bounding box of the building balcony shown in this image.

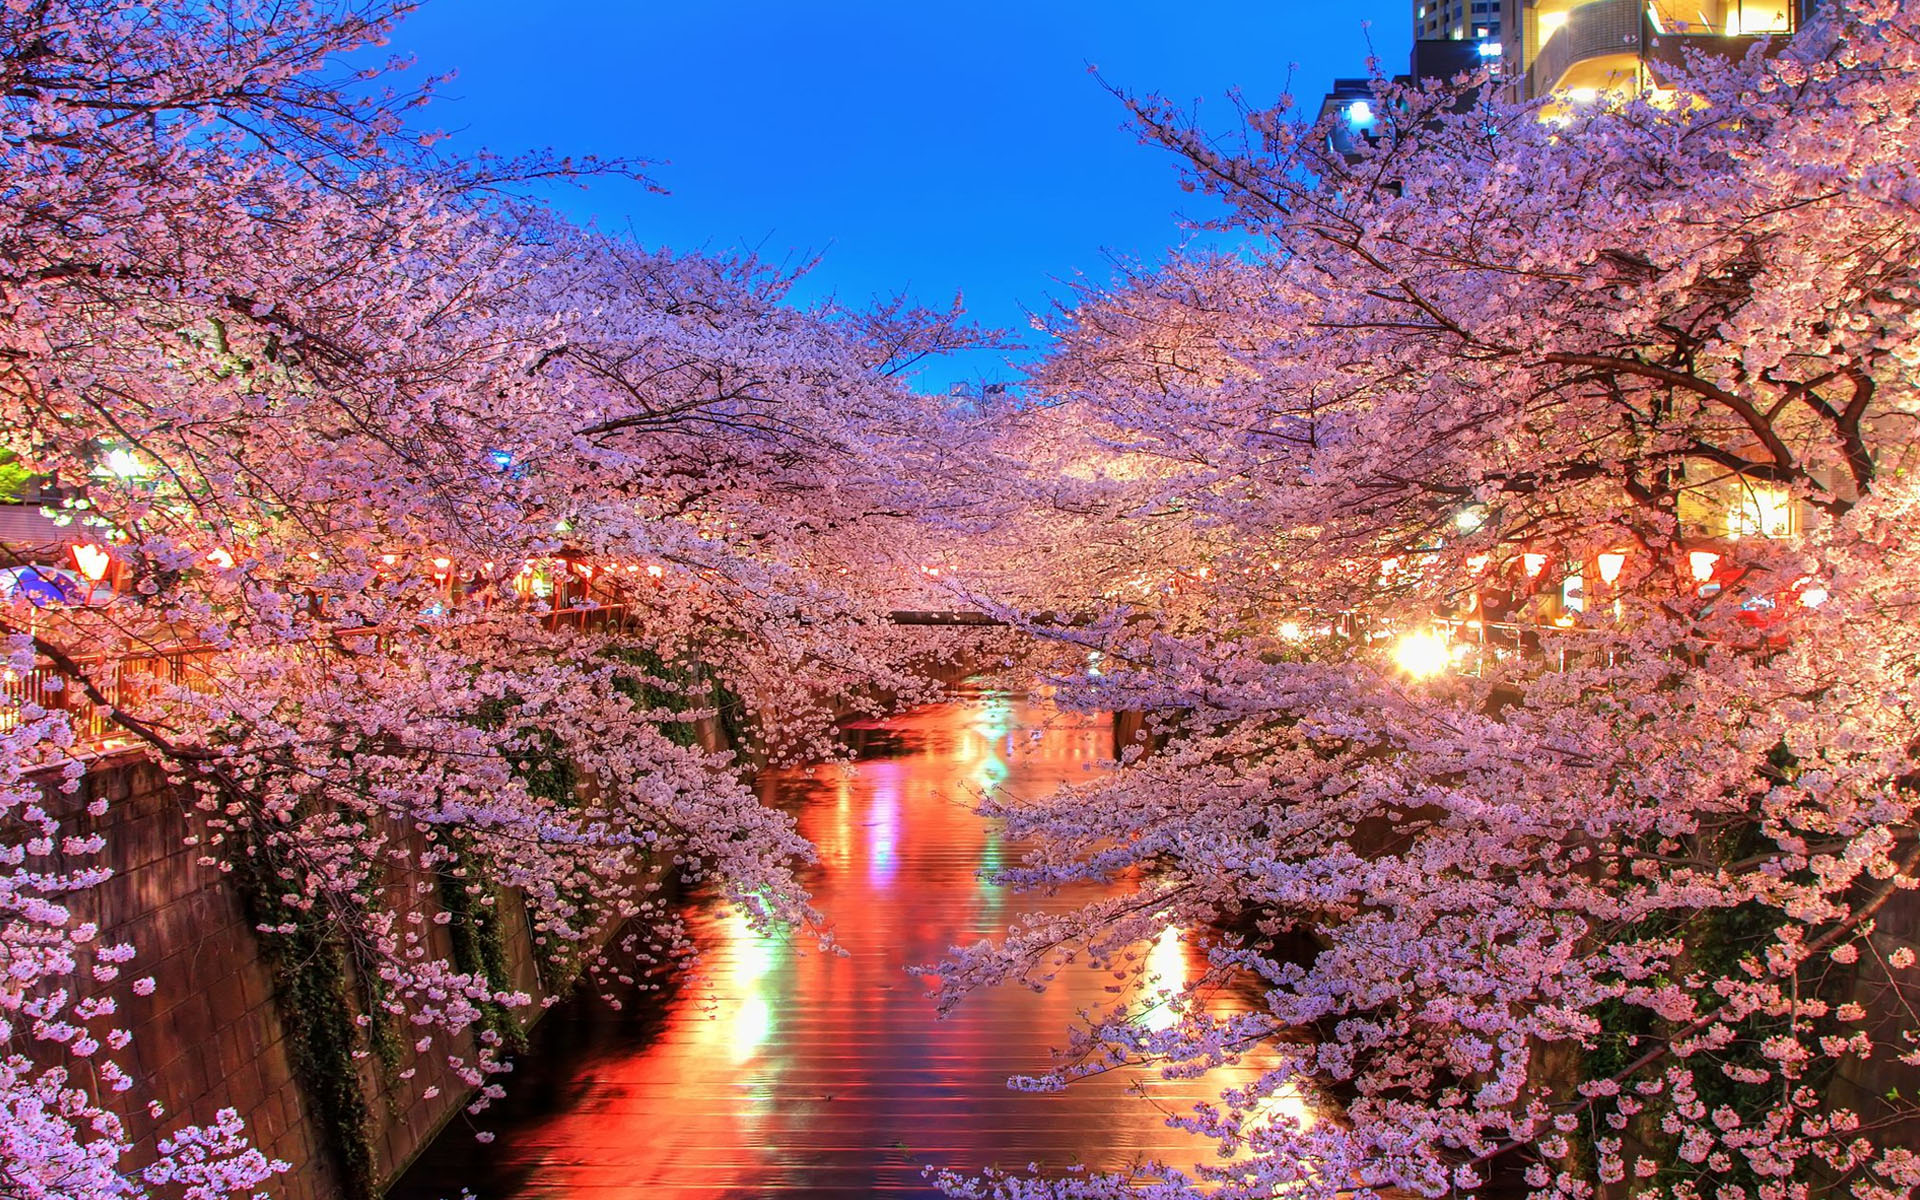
[1524,0,1644,99]
[1523,0,1797,99]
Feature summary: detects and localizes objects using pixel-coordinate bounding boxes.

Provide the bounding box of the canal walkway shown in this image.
[394,686,1297,1197]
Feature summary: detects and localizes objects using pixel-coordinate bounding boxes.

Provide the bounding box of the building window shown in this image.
[1731,483,1796,538]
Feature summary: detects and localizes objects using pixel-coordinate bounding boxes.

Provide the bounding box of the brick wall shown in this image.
[58,753,343,1200]
[39,707,726,1199]
[1828,895,1920,1147]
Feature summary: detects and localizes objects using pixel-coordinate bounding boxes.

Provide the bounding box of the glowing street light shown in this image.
[1392,630,1450,679]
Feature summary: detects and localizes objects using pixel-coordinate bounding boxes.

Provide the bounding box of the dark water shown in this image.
[395,687,1307,1198]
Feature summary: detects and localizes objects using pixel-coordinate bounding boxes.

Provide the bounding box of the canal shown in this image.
[394,684,1301,1197]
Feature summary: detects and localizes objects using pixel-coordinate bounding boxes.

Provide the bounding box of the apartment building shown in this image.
[1416,0,1503,41]
[1501,0,1802,101]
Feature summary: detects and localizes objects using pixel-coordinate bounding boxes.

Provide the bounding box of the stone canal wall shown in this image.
[36,711,723,1200]
[1830,898,1920,1150]
[51,752,346,1200]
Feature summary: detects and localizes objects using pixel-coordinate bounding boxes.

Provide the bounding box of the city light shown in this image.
[1346,100,1376,127]
[1689,550,1721,582]
[1596,551,1627,585]
[1392,630,1450,679]
[70,543,110,581]
[1733,483,1794,538]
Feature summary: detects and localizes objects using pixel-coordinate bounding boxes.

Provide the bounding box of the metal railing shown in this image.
[0,644,224,747]
[1,604,636,751]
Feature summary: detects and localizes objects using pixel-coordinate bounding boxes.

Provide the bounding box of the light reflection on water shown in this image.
[394,686,1310,1198]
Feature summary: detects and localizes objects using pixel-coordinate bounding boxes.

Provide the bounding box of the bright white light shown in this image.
[1596,551,1627,585]
[1393,630,1450,679]
[1733,484,1794,539]
[1278,621,1304,641]
[1141,926,1186,1032]
[104,449,143,478]
[1346,100,1376,127]
[70,543,110,581]
[1568,87,1600,104]
[1689,550,1720,582]
[1799,586,1829,608]
[1478,39,1503,56]
[1455,506,1486,532]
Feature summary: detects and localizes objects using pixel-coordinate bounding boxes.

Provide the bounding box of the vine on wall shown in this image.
[227,842,382,1200]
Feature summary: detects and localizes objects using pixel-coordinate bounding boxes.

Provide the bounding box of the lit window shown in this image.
[1734,0,1791,32]
[1731,483,1795,538]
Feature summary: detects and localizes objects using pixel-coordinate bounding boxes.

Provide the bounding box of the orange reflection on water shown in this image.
[395,688,1300,1198]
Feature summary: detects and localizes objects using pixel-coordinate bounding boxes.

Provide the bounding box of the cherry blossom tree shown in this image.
[939,4,1920,1198]
[0,2,991,1195]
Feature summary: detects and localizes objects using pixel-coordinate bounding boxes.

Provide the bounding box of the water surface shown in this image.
[397,687,1301,1197]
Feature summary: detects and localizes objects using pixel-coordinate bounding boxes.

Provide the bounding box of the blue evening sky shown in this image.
[382,2,1406,391]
